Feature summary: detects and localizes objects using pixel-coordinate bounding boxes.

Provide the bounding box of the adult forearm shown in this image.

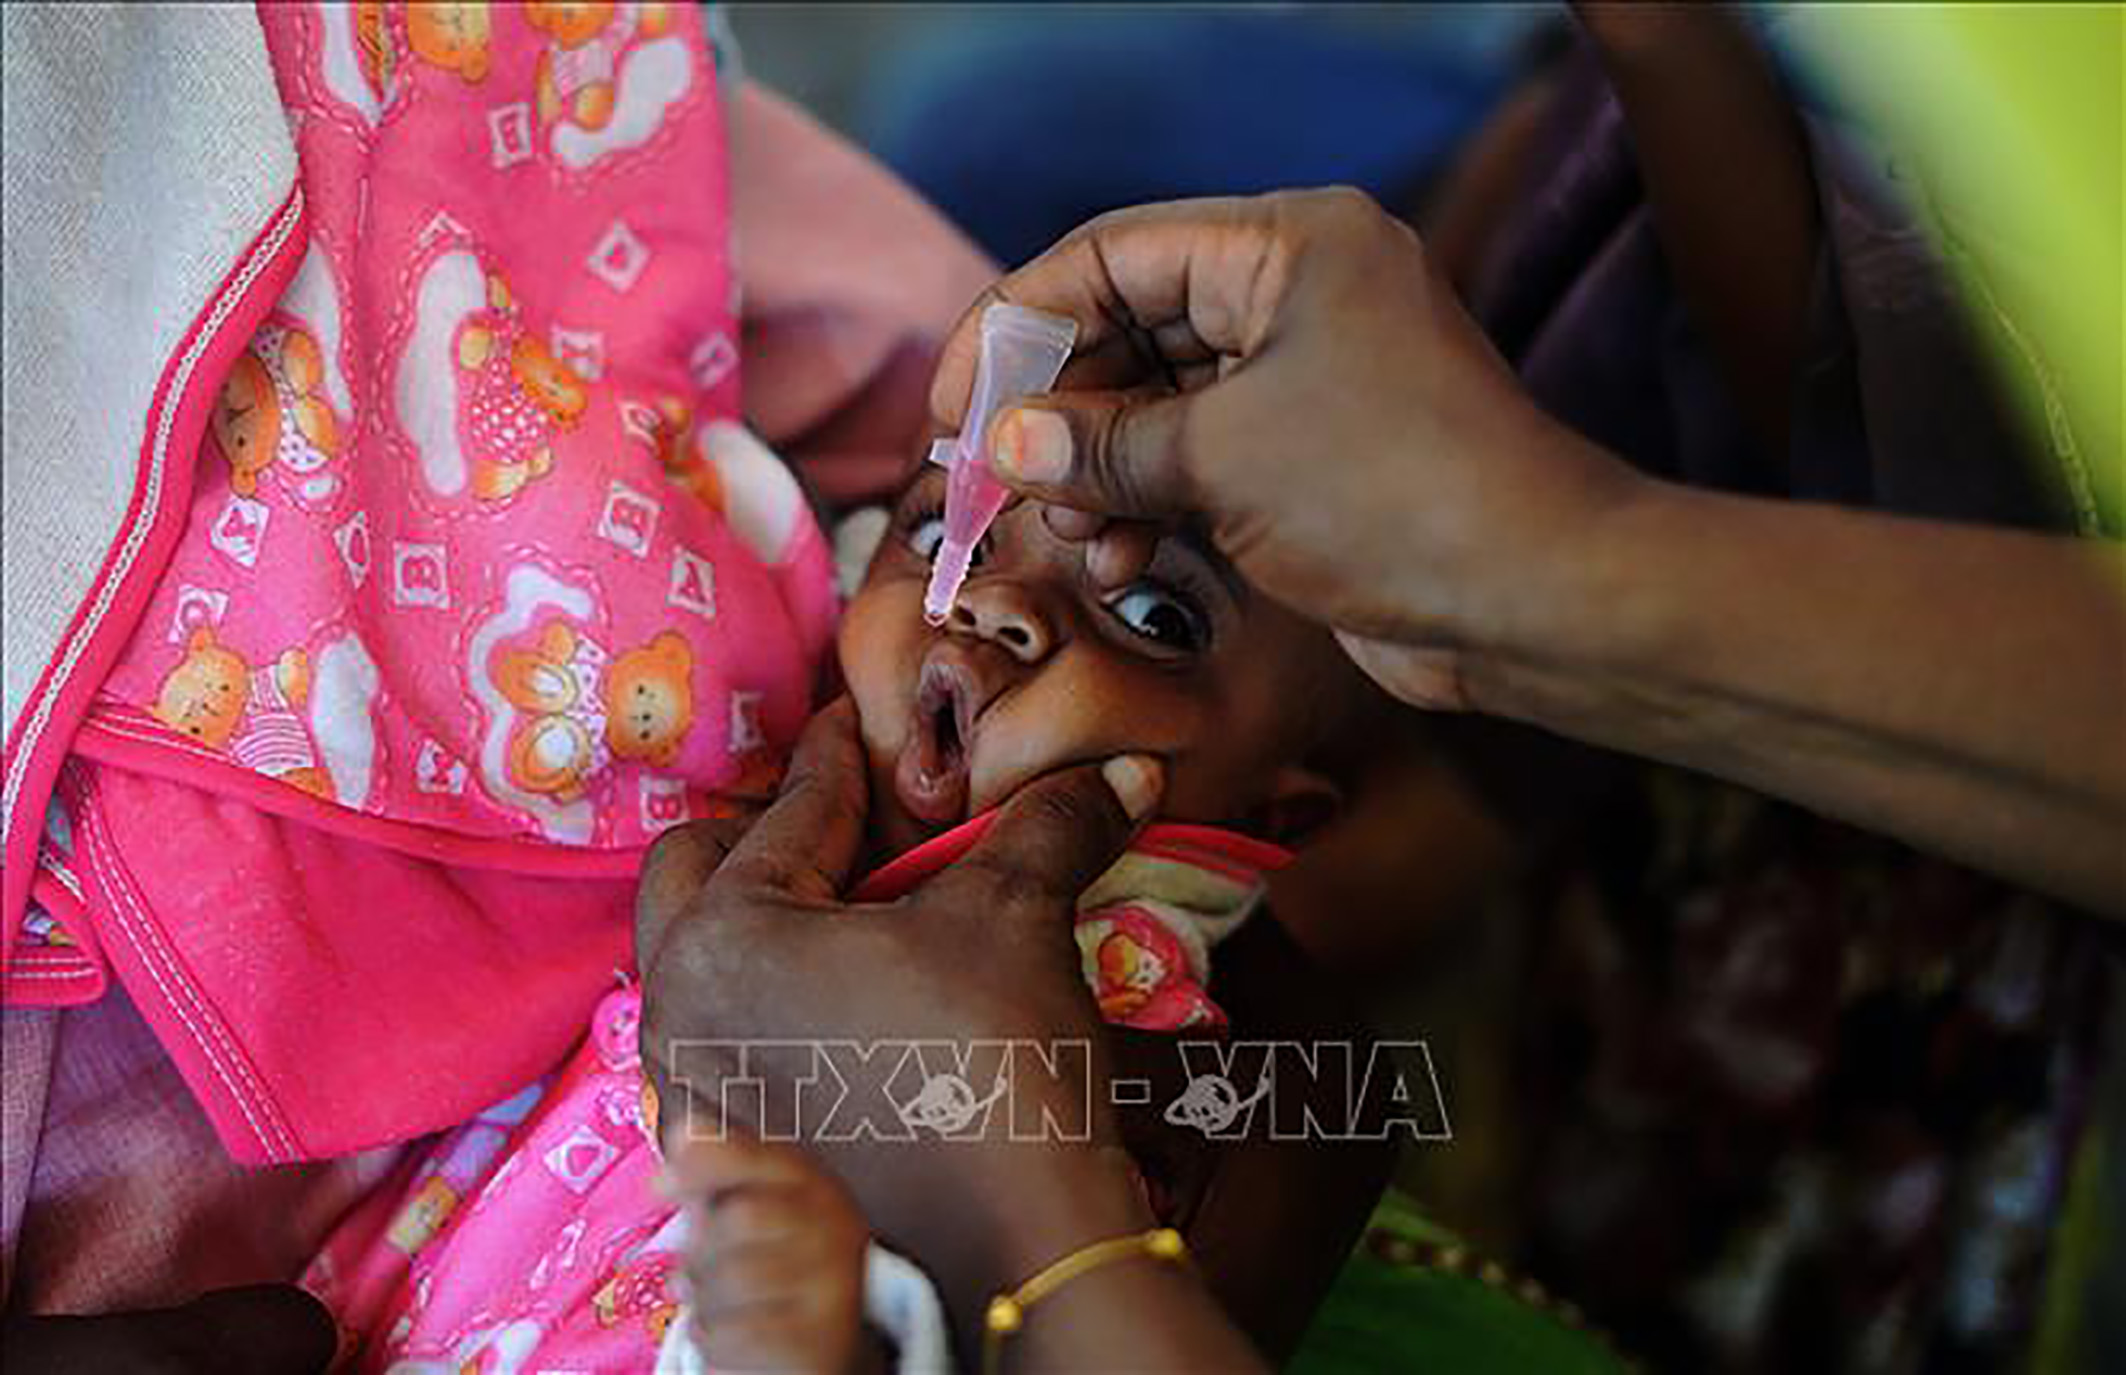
[1006,1258,1270,1375]
[872,1142,1264,1374]
[1473,474,2126,914]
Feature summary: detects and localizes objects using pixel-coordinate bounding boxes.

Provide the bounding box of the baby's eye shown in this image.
[905,513,945,561]
[1107,583,1209,654]
[904,513,986,568]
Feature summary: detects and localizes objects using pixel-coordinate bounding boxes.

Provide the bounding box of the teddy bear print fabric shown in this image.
[30,1,835,1165]
[88,0,833,854]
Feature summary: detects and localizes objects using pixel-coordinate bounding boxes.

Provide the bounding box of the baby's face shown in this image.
[840,469,1350,860]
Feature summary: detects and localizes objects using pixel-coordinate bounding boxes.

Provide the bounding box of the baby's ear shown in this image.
[1244,765,1345,849]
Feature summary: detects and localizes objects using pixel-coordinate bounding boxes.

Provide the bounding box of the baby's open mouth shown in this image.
[893,658,977,827]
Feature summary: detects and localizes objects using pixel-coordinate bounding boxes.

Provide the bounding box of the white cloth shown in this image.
[1,2,297,819]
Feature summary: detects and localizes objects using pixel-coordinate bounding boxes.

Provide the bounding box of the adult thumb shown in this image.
[989,392,1195,520]
[943,755,1164,916]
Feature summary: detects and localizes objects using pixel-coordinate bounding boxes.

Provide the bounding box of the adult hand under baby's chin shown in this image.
[634,701,1160,1299]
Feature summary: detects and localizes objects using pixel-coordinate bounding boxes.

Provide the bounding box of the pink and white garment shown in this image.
[6,1,835,1168]
[1,0,998,1316]
[304,817,1289,1373]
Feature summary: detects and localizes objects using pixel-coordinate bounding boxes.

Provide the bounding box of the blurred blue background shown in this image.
[726,3,1563,266]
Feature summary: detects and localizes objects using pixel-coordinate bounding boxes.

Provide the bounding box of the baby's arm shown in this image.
[661,1134,887,1375]
[1575,1,1820,455]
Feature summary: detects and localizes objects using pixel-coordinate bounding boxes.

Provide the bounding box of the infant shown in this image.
[304,460,1398,1371]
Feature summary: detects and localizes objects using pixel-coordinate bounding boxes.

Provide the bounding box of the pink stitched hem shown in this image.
[72,709,653,881]
[3,961,104,1007]
[67,767,303,1164]
[0,185,310,979]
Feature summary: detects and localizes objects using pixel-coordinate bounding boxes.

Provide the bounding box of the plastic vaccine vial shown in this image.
[922,304,1078,625]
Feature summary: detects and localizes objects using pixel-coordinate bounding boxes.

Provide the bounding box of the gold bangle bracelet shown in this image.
[982,1226,1189,1375]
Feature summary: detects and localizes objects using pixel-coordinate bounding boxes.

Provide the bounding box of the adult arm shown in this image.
[941,192,2124,916]
[1572,1,1819,454]
[1380,462,2126,918]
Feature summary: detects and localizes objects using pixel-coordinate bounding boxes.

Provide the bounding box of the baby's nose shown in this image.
[946,580,1054,664]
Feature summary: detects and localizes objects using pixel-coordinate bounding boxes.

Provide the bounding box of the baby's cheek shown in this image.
[835,585,920,756]
[964,666,1188,815]
[1072,677,1270,825]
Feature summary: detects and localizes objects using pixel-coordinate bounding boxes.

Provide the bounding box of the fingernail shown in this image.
[1101,754,1163,822]
[994,408,1070,485]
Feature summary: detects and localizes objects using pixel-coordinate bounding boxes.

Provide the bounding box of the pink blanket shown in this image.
[1,1,994,1314]
[37,0,830,1169]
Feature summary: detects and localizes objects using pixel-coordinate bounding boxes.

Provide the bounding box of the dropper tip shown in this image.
[924,539,974,629]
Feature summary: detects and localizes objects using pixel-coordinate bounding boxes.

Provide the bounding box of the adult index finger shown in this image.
[635,807,762,980]
[926,197,1286,436]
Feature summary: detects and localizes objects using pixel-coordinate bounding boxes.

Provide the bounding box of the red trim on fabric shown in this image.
[72,711,655,880]
[1128,838,1273,888]
[0,185,308,990]
[848,811,1293,904]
